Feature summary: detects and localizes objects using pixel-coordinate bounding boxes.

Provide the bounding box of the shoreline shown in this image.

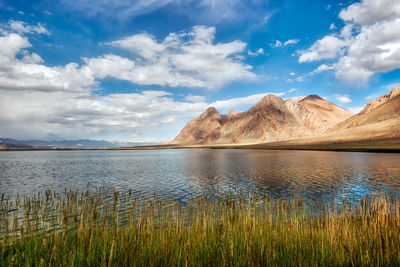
[2,142,400,153]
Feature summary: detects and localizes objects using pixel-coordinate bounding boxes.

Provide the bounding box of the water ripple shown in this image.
[0,149,400,202]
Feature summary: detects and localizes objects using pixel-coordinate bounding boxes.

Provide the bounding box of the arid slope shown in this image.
[170,94,352,145]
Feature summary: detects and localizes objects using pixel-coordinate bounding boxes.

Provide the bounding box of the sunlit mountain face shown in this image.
[0,0,400,143]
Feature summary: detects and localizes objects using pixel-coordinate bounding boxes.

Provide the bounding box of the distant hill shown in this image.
[321,87,400,143]
[0,141,35,149]
[0,138,159,149]
[169,94,352,145]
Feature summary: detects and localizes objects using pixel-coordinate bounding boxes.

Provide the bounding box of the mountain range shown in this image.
[0,138,157,149]
[2,87,399,149]
[170,87,400,145]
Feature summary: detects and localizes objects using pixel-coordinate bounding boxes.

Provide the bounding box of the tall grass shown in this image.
[1,188,400,266]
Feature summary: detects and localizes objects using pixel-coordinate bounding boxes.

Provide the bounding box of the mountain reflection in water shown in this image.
[0,149,399,201]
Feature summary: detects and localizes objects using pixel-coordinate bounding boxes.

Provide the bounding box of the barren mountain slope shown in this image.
[211,94,301,144]
[285,95,352,134]
[359,87,400,115]
[326,93,400,141]
[170,107,223,145]
[170,94,352,145]
[282,89,400,145]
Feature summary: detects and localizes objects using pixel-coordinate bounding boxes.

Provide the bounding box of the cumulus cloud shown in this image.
[299,35,348,62]
[103,26,254,89]
[184,95,206,103]
[334,94,352,104]
[310,64,335,75]
[8,20,49,35]
[0,88,286,140]
[211,92,285,111]
[273,39,299,48]
[273,40,282,47]
[299,0,400,83]
[0,21,263,141]
[247,48,264,57]
[283,39,299,46]
[0,25,253,94]
[0,32,93,93]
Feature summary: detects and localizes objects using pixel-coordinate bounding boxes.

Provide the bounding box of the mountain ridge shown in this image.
[170,94,353,145]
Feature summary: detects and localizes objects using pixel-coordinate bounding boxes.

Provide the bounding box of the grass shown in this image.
[1,188,400,266]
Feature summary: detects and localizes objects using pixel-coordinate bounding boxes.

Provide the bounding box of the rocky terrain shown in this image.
[170,94,353,145]
[320,87,400,143]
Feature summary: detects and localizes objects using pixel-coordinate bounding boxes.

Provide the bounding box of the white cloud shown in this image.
[8,20,49,35]
[339,0,400,25]
[0,32,93,93]
[348,106,364,114]
[273,39,299,48]
[248,48,264,57]
[283,39,299,46]
[0,21,266,141]
[299,35,348,62]
[289,72,295,76]
[288,88,297,93]
[310,64,335,74]
[334,94,352,104]
[184,95,206,102]
[299,0,400,83]
[329,23,336,30]
[0,24,254,92]
[274,40,282,47]
[211,92,286,111]
[295,76,307,82]
[0,88,286,140]
[105,26,254,89]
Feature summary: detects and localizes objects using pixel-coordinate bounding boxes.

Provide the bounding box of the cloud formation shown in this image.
[8,20,49,35]
[247,48,264,57]
[0,22,263,141]
[299,0,400,83]
[334,94,352,104]
[273,39,299,48]
[103,26,254,89]
[58,0,269,25]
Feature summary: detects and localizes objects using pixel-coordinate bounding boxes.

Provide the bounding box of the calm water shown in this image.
[1,149,400,201]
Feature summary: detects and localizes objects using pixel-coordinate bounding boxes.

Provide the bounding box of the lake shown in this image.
[1,149,400,201]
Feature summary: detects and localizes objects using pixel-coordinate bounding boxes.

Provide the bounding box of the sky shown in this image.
[0,0,400,143]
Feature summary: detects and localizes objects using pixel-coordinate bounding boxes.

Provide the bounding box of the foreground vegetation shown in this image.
[1,188,400,266]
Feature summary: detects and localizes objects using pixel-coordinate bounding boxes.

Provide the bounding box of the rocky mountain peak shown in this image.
[253,94,284,110]
[169,91,353,145]
[228,109,239,116]
[300,95,324,102]
[199,107,220,120]
[360,87,400,115]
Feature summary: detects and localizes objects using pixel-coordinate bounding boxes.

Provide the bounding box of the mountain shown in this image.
[0,138,160,149]
[0,141,35,149]
[170,94,352,145]
[359,87,400,115]
[321,87,400,142]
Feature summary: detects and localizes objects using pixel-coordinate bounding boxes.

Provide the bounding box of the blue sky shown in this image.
[0,0,399,142]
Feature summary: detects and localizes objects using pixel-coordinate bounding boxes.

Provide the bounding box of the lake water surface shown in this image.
[1,149,400,201]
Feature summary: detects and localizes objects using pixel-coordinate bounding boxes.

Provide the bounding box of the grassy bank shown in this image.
[1,188,400,266]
